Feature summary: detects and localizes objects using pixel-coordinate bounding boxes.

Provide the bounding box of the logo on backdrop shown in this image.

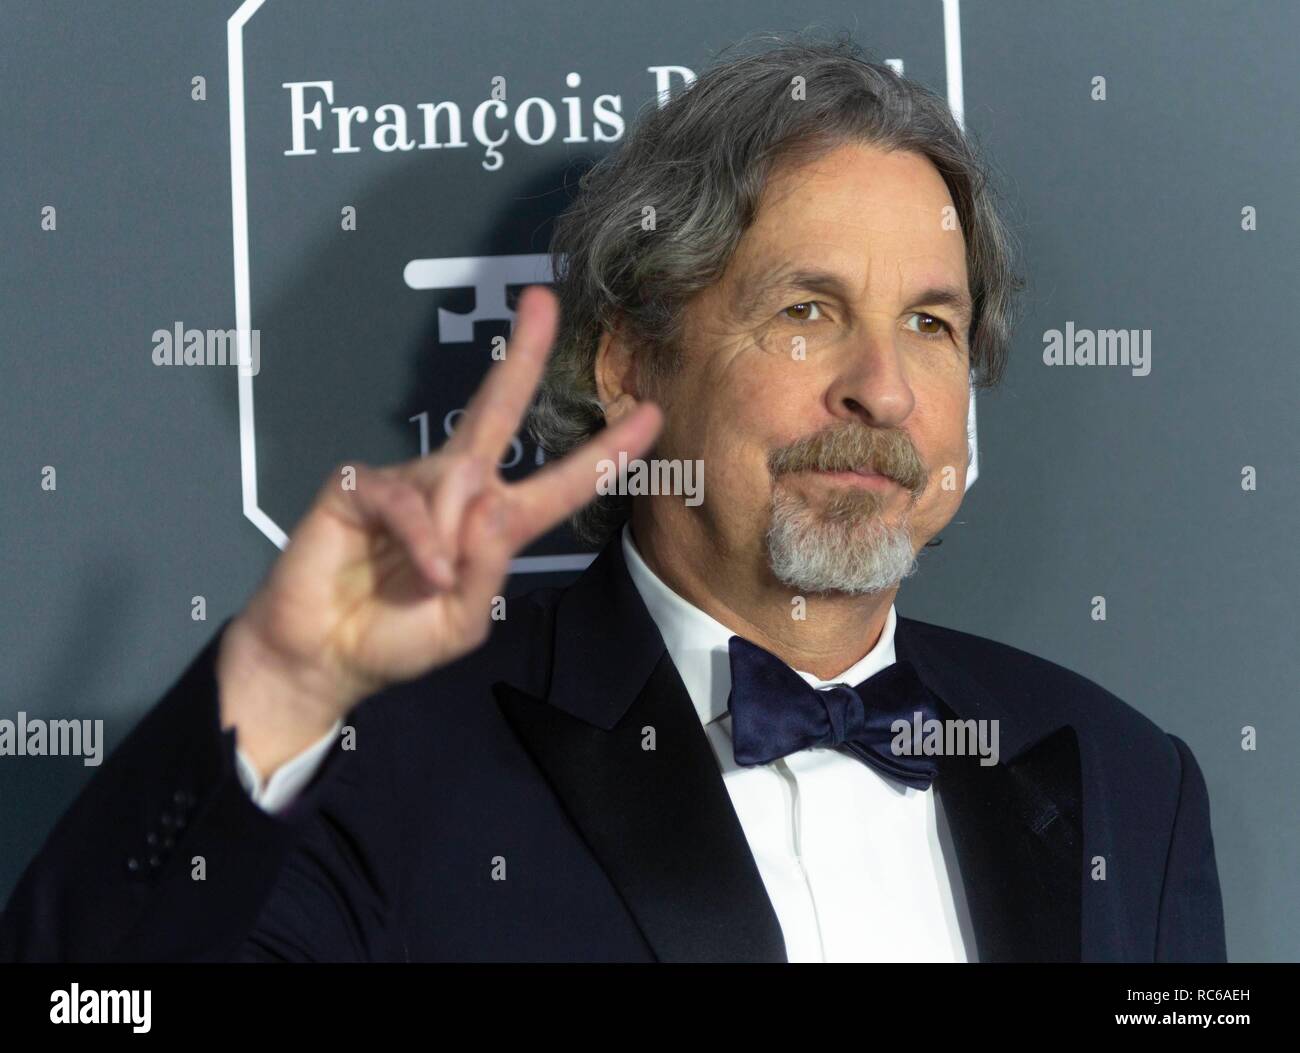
[281,69,699,170]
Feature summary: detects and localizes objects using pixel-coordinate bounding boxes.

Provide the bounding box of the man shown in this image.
[0,39,1225,962]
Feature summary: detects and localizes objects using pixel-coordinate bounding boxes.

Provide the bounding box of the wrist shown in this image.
[216,615,351,777]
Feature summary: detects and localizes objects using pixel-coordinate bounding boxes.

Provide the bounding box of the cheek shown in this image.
[923,468,965,525]
[693,355,783,452]
[933,416,971,484]
[913,385,972,518]
[655,378,769,511]
[923,373,972,462]
[703,396,794,520]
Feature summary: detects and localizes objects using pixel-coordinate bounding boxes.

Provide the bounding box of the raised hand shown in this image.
[216,286,662,776]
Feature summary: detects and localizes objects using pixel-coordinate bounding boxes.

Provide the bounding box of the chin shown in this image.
[764,490,920,595]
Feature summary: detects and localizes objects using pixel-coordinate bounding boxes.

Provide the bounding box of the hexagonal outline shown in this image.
[227,0,974,572]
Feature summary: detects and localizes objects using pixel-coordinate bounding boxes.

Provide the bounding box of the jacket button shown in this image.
[160,812,174,828]
[145,831,158,847]
[125,857,140,873]
[162,835,174,849]
[148,855,162,868]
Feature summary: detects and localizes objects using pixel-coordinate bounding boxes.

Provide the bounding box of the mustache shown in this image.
[767,423,929,498]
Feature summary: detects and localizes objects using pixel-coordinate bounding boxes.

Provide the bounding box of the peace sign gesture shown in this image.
[216,286,662,777]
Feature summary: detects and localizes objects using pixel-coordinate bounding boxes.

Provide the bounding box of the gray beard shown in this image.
[765,486,919,595]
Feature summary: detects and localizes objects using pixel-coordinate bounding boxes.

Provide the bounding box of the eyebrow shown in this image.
[735,265,973,330]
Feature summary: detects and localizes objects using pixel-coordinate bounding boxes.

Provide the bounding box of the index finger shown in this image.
[443,284,557,462]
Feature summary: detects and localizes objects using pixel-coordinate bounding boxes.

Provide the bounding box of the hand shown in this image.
[216,286,662,773]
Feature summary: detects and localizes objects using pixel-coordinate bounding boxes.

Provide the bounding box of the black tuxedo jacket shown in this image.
[0,536,1227,962]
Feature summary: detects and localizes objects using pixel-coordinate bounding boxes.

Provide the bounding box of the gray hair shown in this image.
[528,31,1025,546]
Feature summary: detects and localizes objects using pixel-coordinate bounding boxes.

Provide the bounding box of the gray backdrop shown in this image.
[2,0,1296,961]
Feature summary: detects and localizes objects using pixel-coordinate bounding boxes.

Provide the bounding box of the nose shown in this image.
[824,326,915,429]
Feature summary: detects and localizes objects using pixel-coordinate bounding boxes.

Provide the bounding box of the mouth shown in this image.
[802,467,898,491]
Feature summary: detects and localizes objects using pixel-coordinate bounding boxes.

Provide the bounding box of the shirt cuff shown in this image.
[234,719,342,815]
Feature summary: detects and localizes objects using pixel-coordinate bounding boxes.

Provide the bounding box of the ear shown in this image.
[594,315,643,427]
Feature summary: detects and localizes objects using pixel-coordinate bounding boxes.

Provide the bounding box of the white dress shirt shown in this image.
[234,525,978,962]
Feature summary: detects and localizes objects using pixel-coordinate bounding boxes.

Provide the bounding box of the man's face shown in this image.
[646,142,974,594]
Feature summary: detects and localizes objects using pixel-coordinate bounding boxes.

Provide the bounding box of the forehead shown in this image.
[726,142,969,306]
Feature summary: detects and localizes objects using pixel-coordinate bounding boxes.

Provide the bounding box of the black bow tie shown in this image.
[726,635,943,790]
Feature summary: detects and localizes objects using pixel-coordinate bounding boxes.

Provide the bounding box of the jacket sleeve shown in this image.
[1154,734,1228,962]
[0,621,394,963]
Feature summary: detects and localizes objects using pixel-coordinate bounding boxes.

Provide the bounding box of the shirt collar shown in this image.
[620,523,898,728]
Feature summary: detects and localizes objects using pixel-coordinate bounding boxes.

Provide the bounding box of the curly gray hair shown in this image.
[527,31,1024,546]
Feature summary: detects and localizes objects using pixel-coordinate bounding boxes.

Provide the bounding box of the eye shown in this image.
[782,302,823,322]
[906,312,954,340]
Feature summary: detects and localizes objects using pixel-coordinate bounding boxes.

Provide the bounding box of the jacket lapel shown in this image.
[492,538,787,962]
[895,618,1083,962]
